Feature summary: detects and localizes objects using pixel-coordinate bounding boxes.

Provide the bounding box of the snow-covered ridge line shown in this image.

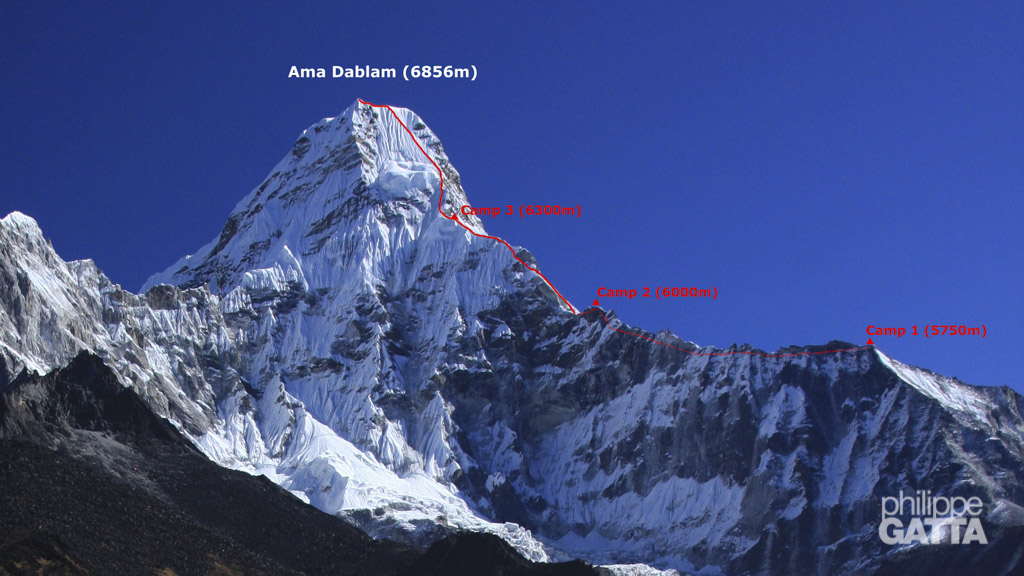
[875,349,992,419]
[357,98,578,314]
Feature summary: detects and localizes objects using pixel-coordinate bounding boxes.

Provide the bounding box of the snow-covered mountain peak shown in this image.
[127,103,578,560]
[1,211,44,237]
[142,101,485,295]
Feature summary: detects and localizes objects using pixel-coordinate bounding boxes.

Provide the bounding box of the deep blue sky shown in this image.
[2,2,1021,393]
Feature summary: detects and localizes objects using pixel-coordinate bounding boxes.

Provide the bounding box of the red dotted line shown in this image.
[357,99,869,360]
[358,99,576,313]
[579,309,868,358]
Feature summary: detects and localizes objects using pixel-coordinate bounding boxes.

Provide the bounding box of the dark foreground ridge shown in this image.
[0,352,602,576]
[400,532,597,576]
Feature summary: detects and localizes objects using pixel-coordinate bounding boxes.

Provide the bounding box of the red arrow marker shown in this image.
[866,338,874,346]
[593,299,600,307]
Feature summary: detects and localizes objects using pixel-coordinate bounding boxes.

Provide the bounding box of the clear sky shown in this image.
[2,2,1021,393]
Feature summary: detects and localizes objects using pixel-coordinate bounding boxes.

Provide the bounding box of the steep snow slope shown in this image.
[0,211,223,433]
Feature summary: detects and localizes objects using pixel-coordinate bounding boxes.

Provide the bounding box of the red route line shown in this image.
[358,99,577,314]
[579,309,869,358]
[358,99,871,360]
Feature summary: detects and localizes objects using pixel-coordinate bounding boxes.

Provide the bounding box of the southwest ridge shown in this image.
[357,98,577,314]
[357,98,871,360]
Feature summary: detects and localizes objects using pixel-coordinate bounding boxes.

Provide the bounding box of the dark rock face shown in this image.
[0,442,304,576]
[0,351,184,444]
[399,532,601,576]
[437,299,1024,574]
[0,353,601,576]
